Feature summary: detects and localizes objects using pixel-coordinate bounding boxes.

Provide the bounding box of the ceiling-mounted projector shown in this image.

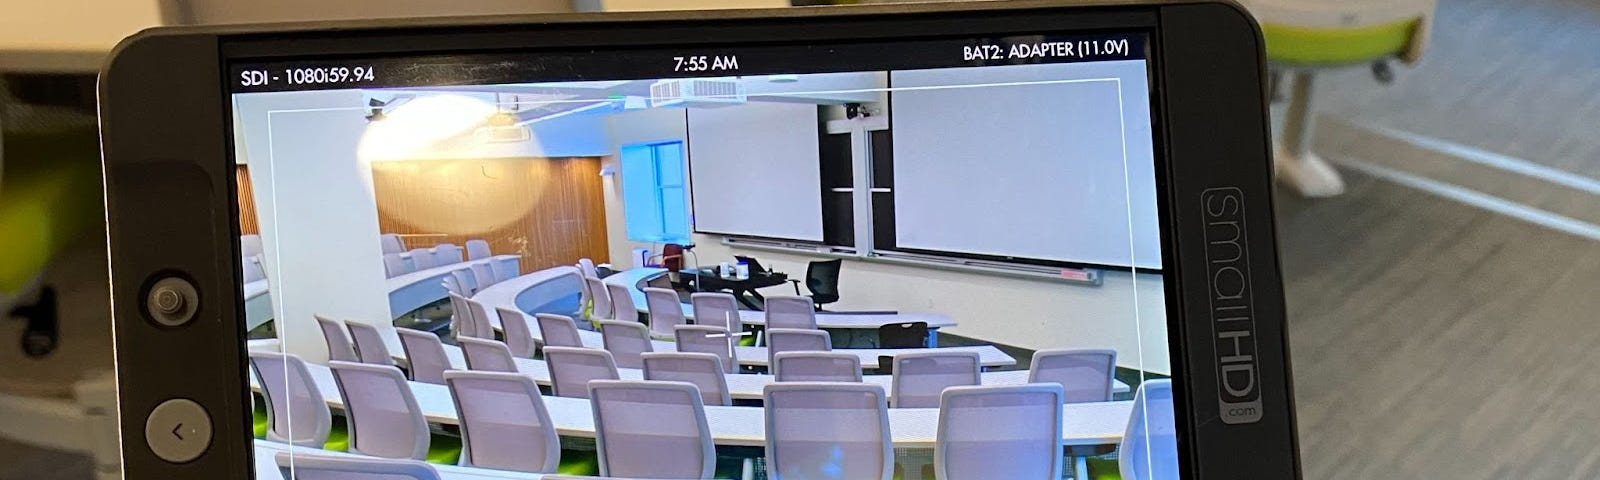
[650,78,745,108]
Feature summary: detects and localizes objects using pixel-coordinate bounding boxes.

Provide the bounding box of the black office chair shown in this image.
[788,259,842,310]
[877,321,928,349]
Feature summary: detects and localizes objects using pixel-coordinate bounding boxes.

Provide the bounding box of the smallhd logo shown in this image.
[1202,187,1262,424]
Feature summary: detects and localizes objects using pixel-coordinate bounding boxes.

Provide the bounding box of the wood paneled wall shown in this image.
[236,165,260,235]
[370,157,611,274]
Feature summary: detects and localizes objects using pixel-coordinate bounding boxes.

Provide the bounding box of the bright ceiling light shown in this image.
[357,94,497,162]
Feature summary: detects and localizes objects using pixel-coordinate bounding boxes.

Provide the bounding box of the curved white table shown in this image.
[471,266,583,318]
[388,255,520,319]
[603,268,957,330]
[431,343,1124,401]
[249,359,1133,449]
[255,439,545,480]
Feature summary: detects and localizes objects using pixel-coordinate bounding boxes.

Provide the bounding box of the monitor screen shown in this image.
[232,30,1177,479]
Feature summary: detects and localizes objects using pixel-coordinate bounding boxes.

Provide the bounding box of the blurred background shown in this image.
[1,0,1595,478]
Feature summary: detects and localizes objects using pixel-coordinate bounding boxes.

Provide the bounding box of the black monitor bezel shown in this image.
[98,2,1300,479]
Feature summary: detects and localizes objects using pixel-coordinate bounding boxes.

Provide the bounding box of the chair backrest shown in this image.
[444,371,561,473]
[314,315,359,362]
[605,282,639,322]
[589,380,715,479]
[535,314,585,348]
[459,337,519,373]
[240,234,264,258]
[585,277,614,320]
[379,233,405,255]
[804,259,843,304]
[433,243,463,266]
[463,297,496,341]
[766,328,831,367]
[490,260,518,283]
[447,292,478,339]
[470,263,497,290]
[395,328,450,385]
[275,451,440,480]
[877,321,929,349]
[773,351,862,383]
[496,307,538,358]
[382,253,410,278]
[576,271,594,315]
[578,258,599,278]
[328,361,429,460]
[407,248,436,270]
[1120,379,1178,480]
[465,239,492,260]
[763,295,817,330]
[935,384,1064,480]
[890,351,981,408]
[689,292,741,333]
[242,254,267,283]
[345,321,394,366]
[641,352,731,406]
[643,287,687,339]
[249,352,331,448]
[542,346,620,398]
[1029,349,1118,404]
[440,275,464,296]
[449,269,476,296]
[764,382,892,480]
[598,320,654,369]
[673,325,738,374]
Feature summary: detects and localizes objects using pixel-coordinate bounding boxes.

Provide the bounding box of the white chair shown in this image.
[447,293,479,340]
[395,328,450,385]
[465,239,492,260]
[642,352,732,406]
[463,297,497,341]
[605,282,639,323]
[242,254,268,283]
[643,287,687,340]
[1029,349,1118,404]
[249,352,331,448]
[766,328,831,367]
[935,384,1065,480]
[578,258,599,279]
[589,380,715,479]
[459,337,518,373]
[274,451,439,480]
[382,253,411,278]
[432,243,464,266]
[240,234,263,259]
[345,321,394,366]
[1120,379,1178,480]
[470,263,497,290]
[407,248,436,270]
[440,275,465,297]
[379,233,405,255]
[449,269,476,296]
[490,260,517,283]
[690,292,741,334]
[328,361,430,460]
[674,325,739,374]
[495,307,538,358]
[597,320,653,369]
[890,351,981,408]
[764,382,892,480]
[585,277,614,321]
[445,371,561,473]
[773,351,862,383]
[314,315,358,362]
[543,347,620,399]
[535,313,585,348]
[763,295,818,330]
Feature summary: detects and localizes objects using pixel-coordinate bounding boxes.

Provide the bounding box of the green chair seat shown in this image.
[1261,18,1419,65]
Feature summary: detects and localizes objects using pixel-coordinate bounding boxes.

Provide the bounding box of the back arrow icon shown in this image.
[172,424,185,441]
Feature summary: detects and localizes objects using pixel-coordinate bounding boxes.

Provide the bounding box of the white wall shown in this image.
[233,91,398,363]
[599,101,1171,374]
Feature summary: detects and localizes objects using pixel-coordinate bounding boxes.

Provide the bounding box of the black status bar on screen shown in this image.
[231,32,1147,93]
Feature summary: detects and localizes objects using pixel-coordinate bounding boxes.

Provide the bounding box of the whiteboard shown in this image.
[687,102,825,242]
